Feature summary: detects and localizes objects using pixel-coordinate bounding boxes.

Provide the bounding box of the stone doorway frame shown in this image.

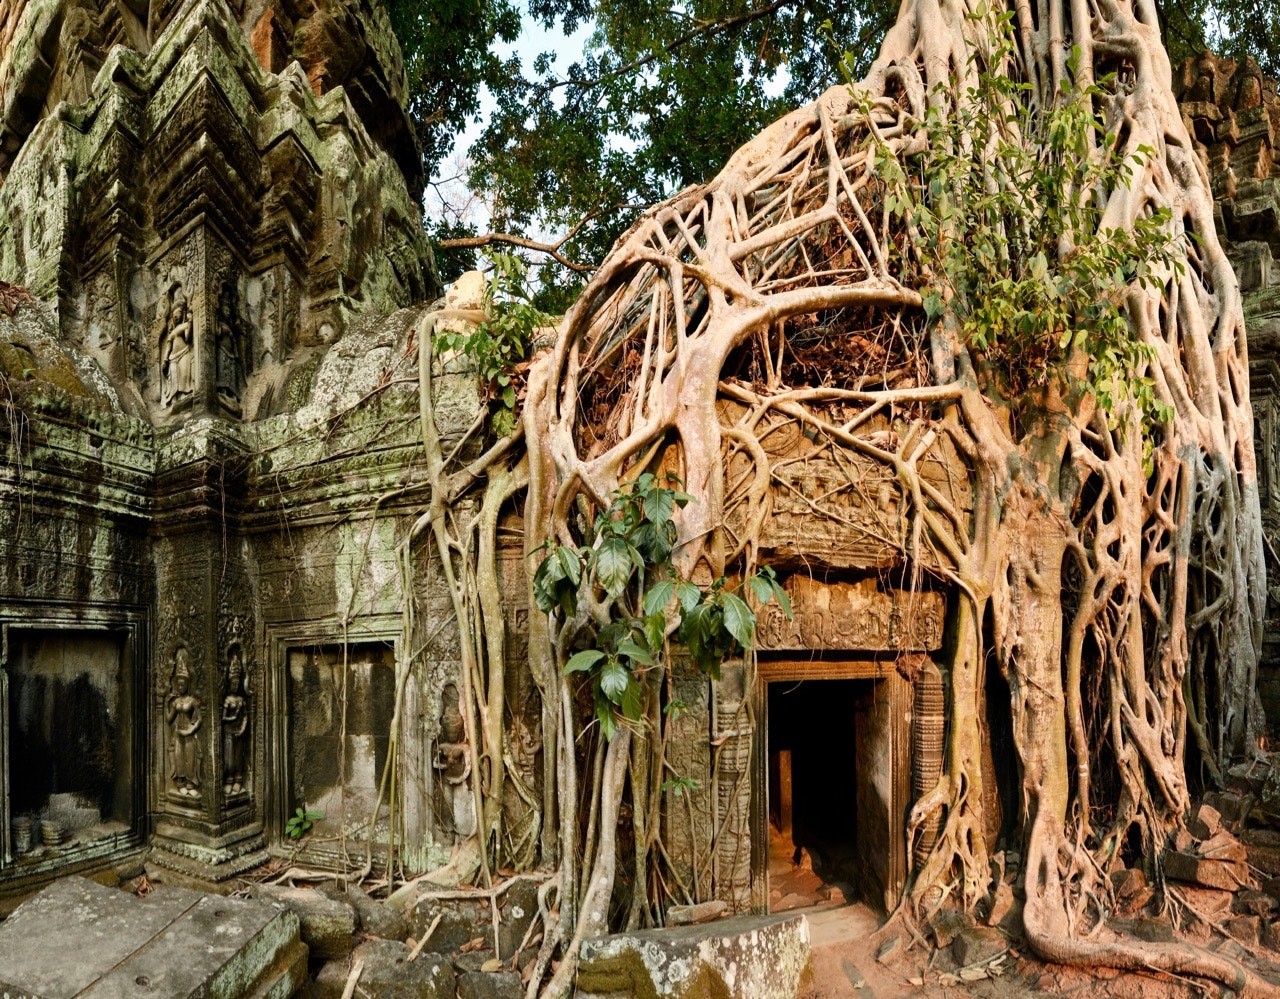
[263,615,408,867]
[0,608,147,883]
[753,658,911,912]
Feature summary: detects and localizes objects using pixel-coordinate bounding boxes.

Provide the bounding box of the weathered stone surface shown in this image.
[251,882,356,959]
[0,876,305,997]
[1225,915,1262,947]
[457,970,524,999]
[950,926,1006,967]
[323,882,409,942]
[1187,803,1222,840]
[312,939,455,999]
[928,908,972,948]
[408,893,492,955]
[755,575,945,652]
[667,900,730,927]
[1164,849,1249,890]
[575,913,812,999]
[1132,917,1175,943]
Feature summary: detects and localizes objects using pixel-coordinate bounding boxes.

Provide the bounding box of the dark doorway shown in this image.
[768,678,876,903]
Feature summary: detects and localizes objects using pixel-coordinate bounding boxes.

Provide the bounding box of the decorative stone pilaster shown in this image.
[147,419,266,884]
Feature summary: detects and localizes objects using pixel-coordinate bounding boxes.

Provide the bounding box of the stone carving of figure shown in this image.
[433,682,476,840]
[166,647,203,798]
[215,288,242,401]
[222,646,249,794]
[160,289,194,406]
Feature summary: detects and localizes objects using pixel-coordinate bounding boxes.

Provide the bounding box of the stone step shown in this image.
[0,876,305,998]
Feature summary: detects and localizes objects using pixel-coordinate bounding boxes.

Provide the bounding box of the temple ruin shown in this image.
[1,0,1280,974]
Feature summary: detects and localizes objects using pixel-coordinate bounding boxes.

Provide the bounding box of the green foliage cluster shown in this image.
[434,251,552,437]
[286,807,323,839]
[381,0,1275,296]
[533,473,789,739]
[870,25,1183,428]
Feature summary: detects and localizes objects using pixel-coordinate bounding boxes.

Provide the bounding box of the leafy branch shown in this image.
[533,472,790,738]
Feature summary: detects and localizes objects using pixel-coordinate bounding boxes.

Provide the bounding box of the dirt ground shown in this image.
[799,896,1278,999]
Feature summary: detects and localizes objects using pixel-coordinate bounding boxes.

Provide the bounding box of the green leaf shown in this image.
[721,592,755,649]
[565,649,605,673]
[642,486,674,526]
[676,581,702,612]
[620,677,643,721]
[599,659,630,702]
[595,536,633,597]
[616,637,656,667]
[643,579,675,616]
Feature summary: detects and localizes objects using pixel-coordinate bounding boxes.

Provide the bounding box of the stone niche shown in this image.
[1,621,145,882]
[284,642,395,856]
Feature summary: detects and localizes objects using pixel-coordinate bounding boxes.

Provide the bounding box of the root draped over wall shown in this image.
[410,0,1273,994]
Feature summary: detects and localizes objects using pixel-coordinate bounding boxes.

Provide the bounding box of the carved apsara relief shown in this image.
[166,644,203,799]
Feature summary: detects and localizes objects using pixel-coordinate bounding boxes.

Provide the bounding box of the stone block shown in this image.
[1199,829,1249,864]
[985,882,1015,927]
[408,893,491,954]
[1225,915,1261,947]
[575,913,812,999]
[0,876,305,998]
[1203,790,1252,829]
[667,900,730,927]
[950,926,1006,967]
[498,879,541,959]
[458,970,524,999]
[1110,867,1146,899]
[1132,917,1174,943]
[928,908,972,948]
[312,940,455,999]
[1163,849,1247,890]
[251,883,356,959]
[1233,889,1277,918]
[1187,803,1222,840]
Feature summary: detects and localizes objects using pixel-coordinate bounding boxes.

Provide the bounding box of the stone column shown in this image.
[147,420,267,886]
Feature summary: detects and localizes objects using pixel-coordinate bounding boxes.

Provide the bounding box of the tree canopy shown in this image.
[386,0,1279,301]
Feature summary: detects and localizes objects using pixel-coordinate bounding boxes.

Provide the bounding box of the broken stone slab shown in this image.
[667,900,730,926]
[928,908,972,948]
[1236,888,1280,918]
[0,876,306,998]
[319,882,409,942]
[1225,915,1262,947]
[985,882,1015,927]
[250,883,357,959]
[1132,917,1175,943]
[457,969,524,999]
[1187,803,1223,840]
[1163,849,1248,891]
[1198,829,1249,864]
[312,939,456,999]
[951,926,1007,967]
[575,913,812,999]
[1203,790,1253,829]
[1110,867,1146,900]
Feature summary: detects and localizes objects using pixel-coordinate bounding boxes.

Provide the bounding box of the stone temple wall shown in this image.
[1177,53,1280,733]
[3,2,1280,919]
[0,0,483,893]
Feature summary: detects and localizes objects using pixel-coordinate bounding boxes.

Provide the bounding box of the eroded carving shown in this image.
[166,645,203,799]
[433,682,476,842]
[222,644,249,796]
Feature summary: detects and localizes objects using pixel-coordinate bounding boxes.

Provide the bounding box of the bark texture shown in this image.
[512,0,1273,991]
